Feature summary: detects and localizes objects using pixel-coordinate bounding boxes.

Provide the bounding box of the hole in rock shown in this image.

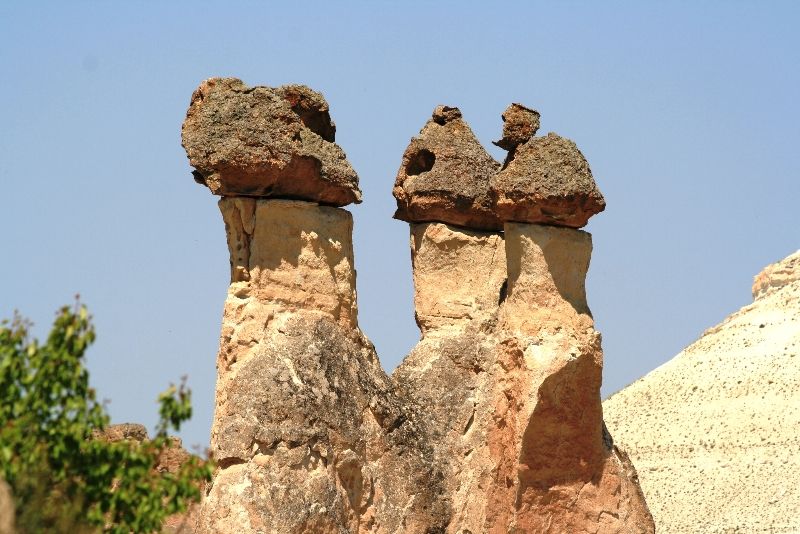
[406,149,436,176]
[295,107,336,142]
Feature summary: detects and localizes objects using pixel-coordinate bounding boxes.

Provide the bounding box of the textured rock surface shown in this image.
[409,222,506,335]
[0,477,13,534]
[201,199,446,534]
[491,132,606,228]
[181,78,361,206]
[392,105,502,231]
[603,249,800,533]
[394,222,654,533]
[752,249,800,300]
[201,199,654,532]
[393,104,605,231]
[492,103,540,152]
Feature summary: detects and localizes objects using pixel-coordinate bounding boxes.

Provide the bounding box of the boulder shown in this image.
[492,102,540,151]
[181,78,361,206]
[392,105,502,231]
[491,132,606,228]
[394,104,606,231]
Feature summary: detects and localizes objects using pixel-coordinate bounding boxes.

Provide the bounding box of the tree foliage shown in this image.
[0,301,213,533]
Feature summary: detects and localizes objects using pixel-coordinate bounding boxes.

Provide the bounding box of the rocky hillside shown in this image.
[603,250,800,533]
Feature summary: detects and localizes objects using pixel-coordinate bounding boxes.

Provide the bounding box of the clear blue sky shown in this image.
[2,1,798,449]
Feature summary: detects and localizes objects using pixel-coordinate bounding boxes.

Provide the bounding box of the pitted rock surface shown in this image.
[604,249,800,533]
[392,105,502,231]
[195,95,652,532]
[491,132,606,228]
[492,103,540,152]
[181,78,361,206]
[394,104,605,230]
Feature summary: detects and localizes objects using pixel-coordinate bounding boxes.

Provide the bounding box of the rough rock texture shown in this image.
[392,105,502,231]
[393,104,605,230]
[194,92,650,531]
[0,477,13,534]
[603,249,800,533]
[200,199,446,534]
[491,132,606,228]
[492,103,540,152]
[201,200,654,532]
[752,249,800,300]
[181,78,361,206]
[393,222,654,533]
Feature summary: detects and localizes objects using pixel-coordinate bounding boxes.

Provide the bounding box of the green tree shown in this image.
[0,301,214,534]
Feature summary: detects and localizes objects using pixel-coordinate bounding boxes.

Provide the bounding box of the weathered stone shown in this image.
[181,78,361,206]
[395,105,605,231]
[492,103,540,151]
[491,132,606,228]
[197,99,650,533]
[604,249,800,533]
[392,106,502,231]
[201,199,447,534]
[409,222,506,335]
[0,477,14,534]
[393,221,654,533]
[752,248,800,300]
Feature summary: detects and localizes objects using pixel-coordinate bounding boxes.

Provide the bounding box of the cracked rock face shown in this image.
[181,78,361,206]
[193,89,651,532]
[201,199,448,534]
[392,105,502,231]
[393,221,654,533]
[394,104,606,230]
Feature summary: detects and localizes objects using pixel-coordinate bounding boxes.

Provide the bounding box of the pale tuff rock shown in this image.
[394,222,654,533]
[181,78,361,206]
[203,199,447,534]
[392,106,502,231]
[752,248,800,300]
[409,222,506,335]
[603,249,800,533]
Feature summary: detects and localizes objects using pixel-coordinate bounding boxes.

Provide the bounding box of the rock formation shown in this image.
[392,105,502,231]
[490,133,606,228]
[393,104,606,231]
[185,81,653,533]
[603,250,800,533]
[182,78,361,206]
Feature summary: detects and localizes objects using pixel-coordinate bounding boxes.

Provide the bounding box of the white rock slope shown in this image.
[603,250,800,533]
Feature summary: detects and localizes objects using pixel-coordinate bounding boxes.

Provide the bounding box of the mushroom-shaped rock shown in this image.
[491,131,606,227]
[393,105,502,231]
[181,77,361,206]
[492,103,540,151]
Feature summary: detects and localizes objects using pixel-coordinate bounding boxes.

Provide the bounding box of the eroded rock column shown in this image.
[392,105,654,533]
[183,78,447,534]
